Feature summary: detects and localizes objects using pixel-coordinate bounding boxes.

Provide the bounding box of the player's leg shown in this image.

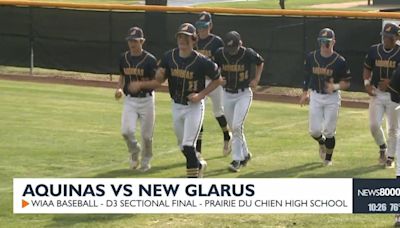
[369,95,387,164]
[227,90,252,172]
[223,92,239,171]
[232,89,253,169]
[196,126,203,154]
[172,103,184,151]
[121,97,140,169]
[396,104,400,177]
[322,95,340,166]
[182,101,205,178]
[385,99,399,168]
[209,86,231,155]
[309,91,325,161]
[138,95,155,172]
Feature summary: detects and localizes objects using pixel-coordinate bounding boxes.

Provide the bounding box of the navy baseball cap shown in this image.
[125,26,144,40]
[176,23,197,37]
[317,28,335,42]
[381,23,400,37]
[224,31,241,52]
[195,11,212,29]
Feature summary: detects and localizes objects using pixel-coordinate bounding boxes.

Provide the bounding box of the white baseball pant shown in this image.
[172,100,205,150]
[395,104,400,176]
[223,88,253,161]
[121,93,155,164]
[369,89,398,158]
[205,79,225,117]
[309,91,341,139]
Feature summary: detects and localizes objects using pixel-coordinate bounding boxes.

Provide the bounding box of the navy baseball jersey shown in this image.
[303,50,351,93]
[119,50,158,97]
[389,65,400,103]
[196,34,224,59]
[159,48,220,105]
[214,47,264,92]
[364,43,400,88]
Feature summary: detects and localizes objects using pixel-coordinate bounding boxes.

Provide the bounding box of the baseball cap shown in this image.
[176,23,197,37]
[317,28,335,42]
[381,23,400,37]
[195,11,212,29]
[125,26,144,40]
[224,31,241,53]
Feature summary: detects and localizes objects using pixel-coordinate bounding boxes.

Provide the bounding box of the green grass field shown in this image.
[30,0,371,10]
[0,79,397,227]
[198,0,364,9]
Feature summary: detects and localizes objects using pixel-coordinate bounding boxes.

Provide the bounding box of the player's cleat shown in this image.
[129,157,139,170]
[386,157,395,169]
[198,159,207,178]
[241,152,252,167]
[319,144,327,161]
[129,143,141,169]
[395,214,400,227]
[378,150,387,165]
[139,163,151,172]
[223,139,232,157]
[323,160,333,166]
[196,152,207,164]
[229,160,242,172]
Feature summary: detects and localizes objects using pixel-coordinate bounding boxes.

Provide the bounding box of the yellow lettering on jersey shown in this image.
[198,50,211,58]
[171,69,194,79]
[375,60,396,68]
[123,67,144,76]
[222,64,245,72]
[312,67,333,76]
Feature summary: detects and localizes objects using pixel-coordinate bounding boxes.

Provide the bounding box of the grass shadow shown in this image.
[299,164,383,178]
[47,214,134,227]
[238,162,323,178]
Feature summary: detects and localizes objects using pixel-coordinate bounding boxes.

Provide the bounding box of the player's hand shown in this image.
[128,82,141,94]
[115,88,123,100]
[378,79,390,91]
[221,77,227,86]
[365,84,376,96]
[249,79,259,90]
[187,93,204,103]
[299,91,309,107]
[324,82,335,94]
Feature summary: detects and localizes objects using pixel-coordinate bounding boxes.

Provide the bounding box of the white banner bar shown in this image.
[13,178,353,214]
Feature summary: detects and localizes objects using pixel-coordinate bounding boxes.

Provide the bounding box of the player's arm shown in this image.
[300,56,311,106]
[363,47,376,96]
[249,62,264,90]
[338,59,351,91]
[129,55,168,93]
[247,49,265,89]
[115,75,124,100]
[129,67,167,93]
[325,59,351,93]
[187,60,223,103]
[115,58,125,100]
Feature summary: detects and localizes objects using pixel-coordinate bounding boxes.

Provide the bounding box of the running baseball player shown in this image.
[364,22,400,168]
[195,11,232,157]
[130,23,222,178]
[115,26,157,172]
[214,31,264,172]
[300,28,351,166]
[381,61,400,227]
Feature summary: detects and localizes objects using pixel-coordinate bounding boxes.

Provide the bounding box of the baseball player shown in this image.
[115,26,157,172]
[130,23,222,178]
[382,61,400,227]
[300,28,351,166]
[214,31,264,172]
[194,11,232,157]
[364,22,400,168]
